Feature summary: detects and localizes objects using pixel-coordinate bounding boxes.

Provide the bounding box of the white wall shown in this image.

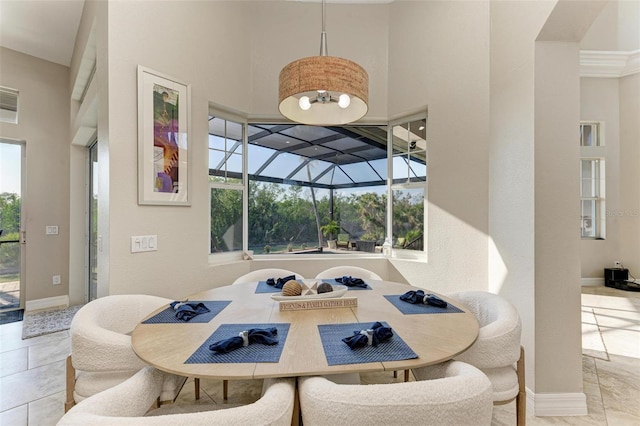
[0,47,71,303]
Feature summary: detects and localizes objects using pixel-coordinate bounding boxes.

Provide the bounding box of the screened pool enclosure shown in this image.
[208,117,427,255]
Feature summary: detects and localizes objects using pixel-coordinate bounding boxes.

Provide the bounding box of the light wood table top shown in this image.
[131,280,479,380]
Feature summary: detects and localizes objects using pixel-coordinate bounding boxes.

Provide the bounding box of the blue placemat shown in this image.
[185,323,290,364]
[318,321,418,366]
[321,278,371,290]
[254,280,284,293]
[384,295,464,315]
[141,301,231,324]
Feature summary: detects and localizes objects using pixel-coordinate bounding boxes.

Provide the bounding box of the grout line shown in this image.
[591,309,609,426]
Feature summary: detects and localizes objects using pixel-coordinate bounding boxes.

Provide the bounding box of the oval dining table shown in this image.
[131,279,479,423]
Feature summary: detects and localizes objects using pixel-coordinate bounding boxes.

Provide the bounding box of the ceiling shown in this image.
[0,0,395,68]
[0,0,85,66]
[1,0,633,70]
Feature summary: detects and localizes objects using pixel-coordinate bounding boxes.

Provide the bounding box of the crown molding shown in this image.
[580,50,640,78]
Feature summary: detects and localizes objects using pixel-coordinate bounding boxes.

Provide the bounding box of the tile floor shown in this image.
[0,285,638,425]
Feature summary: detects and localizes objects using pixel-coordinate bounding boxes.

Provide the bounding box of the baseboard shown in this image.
[532,390,588,416]
[25,295,69,312]
[581,277,603,287]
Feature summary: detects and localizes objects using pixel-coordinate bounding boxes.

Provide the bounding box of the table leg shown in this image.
[292,377,301,426]
[194,378,200,400]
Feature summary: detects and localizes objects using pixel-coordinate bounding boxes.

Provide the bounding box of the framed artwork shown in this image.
[137,65,191,205]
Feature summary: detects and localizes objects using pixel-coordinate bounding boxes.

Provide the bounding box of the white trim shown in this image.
[25,295,69,312]
[580,50,640,78]
[581,277,604,287]
[532,391,588,417]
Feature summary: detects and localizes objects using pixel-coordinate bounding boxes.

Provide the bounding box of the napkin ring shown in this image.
[239,330,249,347]
[359,329,374,346]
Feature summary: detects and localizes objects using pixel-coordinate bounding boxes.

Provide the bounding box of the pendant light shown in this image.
[278,0,369,125]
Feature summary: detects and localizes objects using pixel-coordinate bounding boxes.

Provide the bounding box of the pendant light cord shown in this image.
[320,0,328,56]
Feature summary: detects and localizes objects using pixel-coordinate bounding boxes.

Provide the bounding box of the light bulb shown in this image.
[299,96,311,111]
[338,94,350,109]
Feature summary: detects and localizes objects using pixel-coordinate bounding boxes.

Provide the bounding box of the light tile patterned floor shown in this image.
[0,286,638,425]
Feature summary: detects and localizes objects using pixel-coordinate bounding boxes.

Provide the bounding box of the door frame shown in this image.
[0,138,26,311]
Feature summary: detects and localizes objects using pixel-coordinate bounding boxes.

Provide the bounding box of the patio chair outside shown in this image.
[336,233,350,249]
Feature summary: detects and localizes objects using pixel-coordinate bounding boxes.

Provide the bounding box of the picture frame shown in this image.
[137,65,191,206]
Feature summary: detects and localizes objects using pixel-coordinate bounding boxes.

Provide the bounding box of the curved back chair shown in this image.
[228,268,303,399]
[314,266,382,281]
[449,291,525,425]
[299,360,493,426]
[66,295,187,411]
[232,268,304,285]
[58,367,296,426]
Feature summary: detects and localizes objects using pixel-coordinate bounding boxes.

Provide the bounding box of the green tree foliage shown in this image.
[211,182,424,254]
[0,192,21,234]
[392,190,424,241]
[0,192,21,269]
[355,192,387,242]
[210,187,242,252]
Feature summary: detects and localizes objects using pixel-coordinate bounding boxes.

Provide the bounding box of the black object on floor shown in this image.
[609,280,640,292]
[0,309,24,325]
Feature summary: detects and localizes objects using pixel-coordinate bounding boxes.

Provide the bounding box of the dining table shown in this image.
[131,278,479,423]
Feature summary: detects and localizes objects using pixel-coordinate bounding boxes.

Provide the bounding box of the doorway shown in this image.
[0,139,26,312]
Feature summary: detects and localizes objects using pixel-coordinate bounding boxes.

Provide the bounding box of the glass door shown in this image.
[88,141,98,301]
[0,139,25,312]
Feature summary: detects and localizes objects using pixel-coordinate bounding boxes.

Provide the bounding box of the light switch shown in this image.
[131,235,158,253]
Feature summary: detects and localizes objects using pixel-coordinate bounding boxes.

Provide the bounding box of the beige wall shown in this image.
[387,0,491,292]
[618,73,640,277]
[489,0,555,393]
[95,1,398,299]
[534,40,584,395]
[580,78,622,278]
[0,47,71,303]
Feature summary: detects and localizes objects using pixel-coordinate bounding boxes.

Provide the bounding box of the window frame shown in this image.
[207,106,428,261]
[208,107,248,262]
[580,157,605,240]
[387,113,428,259]
[579,120,605,240]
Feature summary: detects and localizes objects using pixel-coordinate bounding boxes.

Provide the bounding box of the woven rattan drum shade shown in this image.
[278,56,369,126]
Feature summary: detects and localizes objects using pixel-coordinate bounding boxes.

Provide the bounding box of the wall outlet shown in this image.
[52,275,61,285]
[46,226,59,235]
[614,261,622,268]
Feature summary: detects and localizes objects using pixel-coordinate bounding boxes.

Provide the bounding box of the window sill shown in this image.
[208,251,245,265]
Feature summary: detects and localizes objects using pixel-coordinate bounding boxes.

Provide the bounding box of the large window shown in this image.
[579,123,604,239]
[208,115,244,253]
[208,109,427,256]
[580,158,604,239]
[390,118,426,251]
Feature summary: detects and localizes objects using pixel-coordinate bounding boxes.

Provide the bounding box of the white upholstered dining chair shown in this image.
[314,265,382,281]
[227,267,304,399]
[448,291,526,425]
[299,360,493,426]
[65,295,188,412]
[232,268,304,285]
[58,367,296,426]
